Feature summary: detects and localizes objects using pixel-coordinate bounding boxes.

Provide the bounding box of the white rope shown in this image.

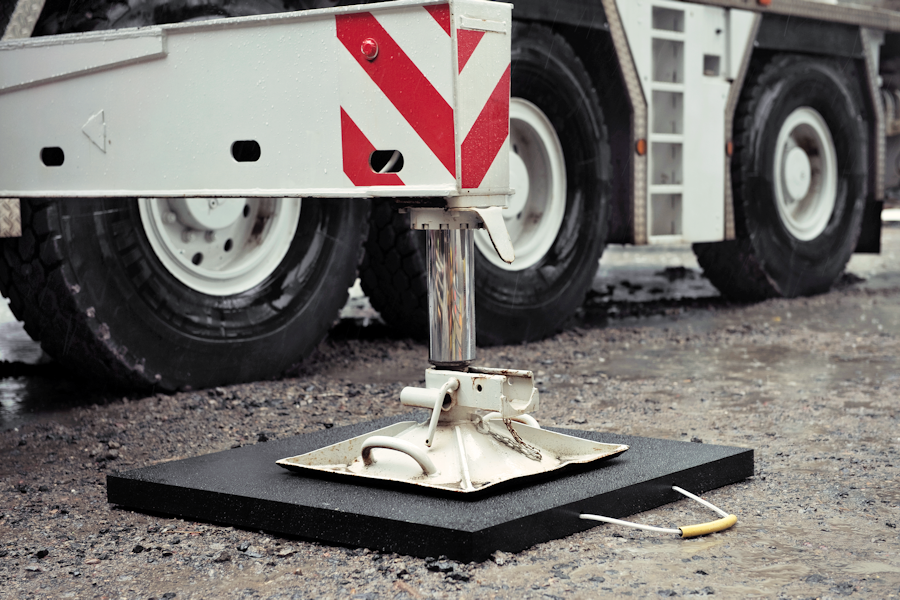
[579,513,679,534]
[672,486,729,518]
[579,486,732,536]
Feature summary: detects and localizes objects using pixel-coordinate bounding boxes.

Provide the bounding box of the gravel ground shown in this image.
[2,241,900,598]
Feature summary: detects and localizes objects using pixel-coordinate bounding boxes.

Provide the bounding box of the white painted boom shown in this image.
[0,0,511,205]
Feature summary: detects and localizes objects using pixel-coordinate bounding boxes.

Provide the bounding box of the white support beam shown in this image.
[0,0,511,204]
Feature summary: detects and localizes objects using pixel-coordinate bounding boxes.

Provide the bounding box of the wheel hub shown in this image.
[783,147,812,202]
[773,106,837,241]
[138,198,301,296]
[172,198,246,231]
[507,151,530,217]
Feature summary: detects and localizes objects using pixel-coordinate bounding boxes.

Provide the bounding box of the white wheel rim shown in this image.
[773,107,837,241]
[138,198,300,296]
[474,98,566,271]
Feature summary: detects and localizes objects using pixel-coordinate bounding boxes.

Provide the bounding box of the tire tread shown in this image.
[696,53,866,301]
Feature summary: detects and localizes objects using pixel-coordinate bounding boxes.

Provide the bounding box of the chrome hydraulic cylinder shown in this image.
[427,228,475,368]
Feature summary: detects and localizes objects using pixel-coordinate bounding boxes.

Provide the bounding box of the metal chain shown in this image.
[503,418,542,462]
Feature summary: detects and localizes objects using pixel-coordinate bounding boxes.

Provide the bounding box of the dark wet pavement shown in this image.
[2,225,899,431]
[0,318,109,430]
[3,226,900,599]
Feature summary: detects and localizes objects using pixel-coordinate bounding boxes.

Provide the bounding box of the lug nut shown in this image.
[182,229,194,243]
[164,211,177,224]
[205,231,216,243]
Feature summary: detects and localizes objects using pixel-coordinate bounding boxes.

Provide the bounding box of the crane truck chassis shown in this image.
[0,0,896,390]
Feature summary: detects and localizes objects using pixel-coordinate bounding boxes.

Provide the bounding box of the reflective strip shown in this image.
[461,64,509,189]
[457,29,484,72]
[336,11,456,177]
[336,2,510,193]
[340,108,403,187]
[425,4,451,35]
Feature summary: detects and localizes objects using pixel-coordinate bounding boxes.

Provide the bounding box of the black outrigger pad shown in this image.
[107,414,753,562]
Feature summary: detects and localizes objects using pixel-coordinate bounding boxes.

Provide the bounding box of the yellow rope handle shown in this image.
[679,514,737,538]
[580,486,738,538]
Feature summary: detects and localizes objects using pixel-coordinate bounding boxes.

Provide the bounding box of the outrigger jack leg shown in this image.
[278,207,627,493]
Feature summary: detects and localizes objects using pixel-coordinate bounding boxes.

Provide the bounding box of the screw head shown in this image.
[361,38,378,61]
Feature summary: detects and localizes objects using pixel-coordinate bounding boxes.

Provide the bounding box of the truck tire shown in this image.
[2,0,368,391]
[0,199,367,391]
[360,22,610,344]
[694,54,868,301]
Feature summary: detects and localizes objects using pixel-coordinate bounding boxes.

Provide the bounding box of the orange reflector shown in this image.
[758,0,771,6]
[726,140,734,157]
[635,139,647,156]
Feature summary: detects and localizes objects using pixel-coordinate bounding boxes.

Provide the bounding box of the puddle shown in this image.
[591,264,720,305]
[0,311,115,430]
[622,537,727,557]
[845,225,900,289]
[574,337,896,398]
[582,228,900,342]
[839,561,900,575]
[579,295,899,396]
[716,584,779,596]
[0,320,43,364]
[843,400,878,409]
[583,507,900,592]
[685,540,813,587]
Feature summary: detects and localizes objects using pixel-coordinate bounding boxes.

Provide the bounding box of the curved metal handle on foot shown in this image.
[360,436,438,475]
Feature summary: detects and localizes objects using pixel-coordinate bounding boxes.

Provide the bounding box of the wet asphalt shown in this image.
[1,224,899,599]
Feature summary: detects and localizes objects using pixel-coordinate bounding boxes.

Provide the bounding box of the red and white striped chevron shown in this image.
[336,0,511,195]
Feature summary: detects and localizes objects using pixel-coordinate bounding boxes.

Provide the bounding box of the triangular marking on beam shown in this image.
[82,110,106,153]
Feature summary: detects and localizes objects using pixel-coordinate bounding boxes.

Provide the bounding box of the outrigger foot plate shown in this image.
[277,418,628,493]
